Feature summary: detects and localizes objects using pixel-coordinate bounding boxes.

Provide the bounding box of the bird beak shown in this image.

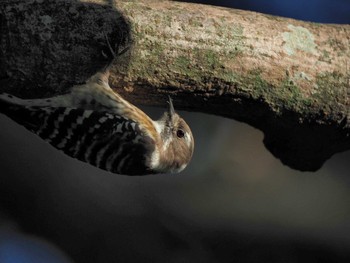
[168,96,175,120]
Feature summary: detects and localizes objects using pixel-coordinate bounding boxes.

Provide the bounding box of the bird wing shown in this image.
[0,97,155,175]
[0,72,159,141]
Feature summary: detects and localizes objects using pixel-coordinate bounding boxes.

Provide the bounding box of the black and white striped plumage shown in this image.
[0,72,194,175]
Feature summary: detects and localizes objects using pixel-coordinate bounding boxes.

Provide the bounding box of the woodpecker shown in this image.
[0,73,194,175]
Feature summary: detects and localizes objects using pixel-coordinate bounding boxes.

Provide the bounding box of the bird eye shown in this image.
[176,129,185,138]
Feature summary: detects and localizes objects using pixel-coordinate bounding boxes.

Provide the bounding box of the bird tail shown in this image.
[0,93,41,131]
[0,93,23,115]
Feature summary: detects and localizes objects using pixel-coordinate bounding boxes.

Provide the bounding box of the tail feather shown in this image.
[0,92,24,104]
[0,93,42,131]
[0,93,22,116]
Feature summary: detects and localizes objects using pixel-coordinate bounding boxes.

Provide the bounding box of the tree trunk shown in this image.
[0,0,349,171]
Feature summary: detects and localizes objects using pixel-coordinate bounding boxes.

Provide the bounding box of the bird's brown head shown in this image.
[153,97,194,174]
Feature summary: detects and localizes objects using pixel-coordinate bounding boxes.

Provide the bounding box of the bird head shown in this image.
[154,97,194,173]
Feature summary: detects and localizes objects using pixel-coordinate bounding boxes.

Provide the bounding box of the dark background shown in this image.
[178,0,350,24]
[0,1,350,262]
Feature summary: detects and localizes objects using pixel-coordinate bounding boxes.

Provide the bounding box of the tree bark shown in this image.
[0,0,349,171]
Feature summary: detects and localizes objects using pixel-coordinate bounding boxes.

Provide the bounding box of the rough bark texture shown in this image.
[0,0,349,171]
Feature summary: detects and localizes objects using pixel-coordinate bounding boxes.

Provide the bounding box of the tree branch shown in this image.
[1,0,349,171]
